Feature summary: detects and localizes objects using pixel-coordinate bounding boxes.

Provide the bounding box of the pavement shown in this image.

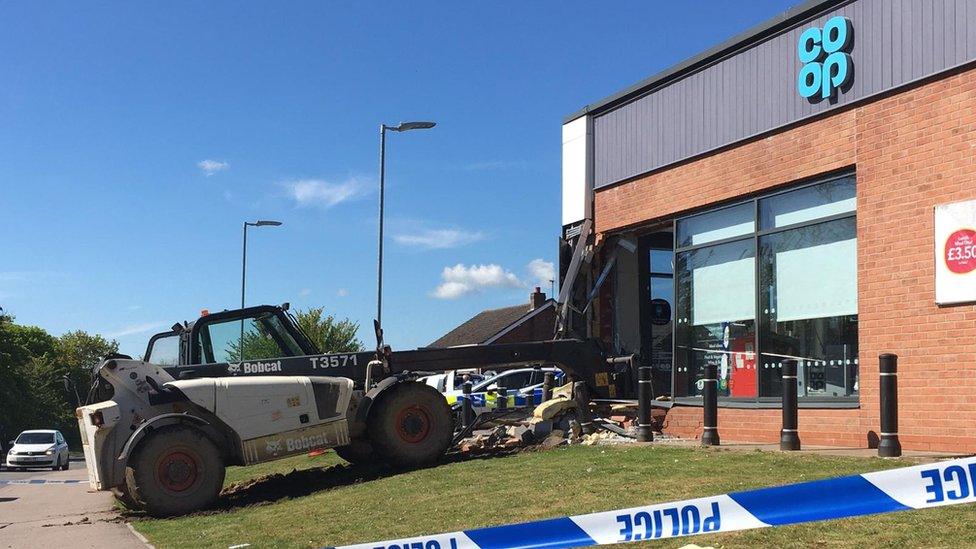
[0,459,148,549]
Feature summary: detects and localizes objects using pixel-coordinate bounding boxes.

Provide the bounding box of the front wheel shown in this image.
[124,425,225,517]
[367,381,454,468]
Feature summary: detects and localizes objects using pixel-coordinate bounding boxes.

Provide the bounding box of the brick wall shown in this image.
[595,66,976,453]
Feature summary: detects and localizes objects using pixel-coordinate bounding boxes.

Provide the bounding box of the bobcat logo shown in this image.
[265,438,283,456]
[227,363,241,374]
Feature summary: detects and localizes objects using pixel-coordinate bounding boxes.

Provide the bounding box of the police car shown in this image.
[443,367,564,414]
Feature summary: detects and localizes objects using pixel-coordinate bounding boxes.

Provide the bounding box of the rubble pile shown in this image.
[455,381,660,456]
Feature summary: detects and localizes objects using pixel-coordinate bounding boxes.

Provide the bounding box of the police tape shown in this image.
[326,456,976,549]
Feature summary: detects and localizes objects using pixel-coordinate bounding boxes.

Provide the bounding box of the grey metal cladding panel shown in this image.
[592,0,976,189]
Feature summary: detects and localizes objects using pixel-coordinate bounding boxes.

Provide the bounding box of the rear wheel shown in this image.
[124,425,225,517]
[333,438,377,465]
[367,382,454,468]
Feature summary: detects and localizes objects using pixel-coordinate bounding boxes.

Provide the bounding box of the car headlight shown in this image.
[45,448,55,455]
[7,450,16,455]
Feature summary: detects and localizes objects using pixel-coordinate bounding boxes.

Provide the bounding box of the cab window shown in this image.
[146,333,180,365]
[197,313,304,364]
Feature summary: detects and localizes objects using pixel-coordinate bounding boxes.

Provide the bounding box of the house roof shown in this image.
[428,300,555,348]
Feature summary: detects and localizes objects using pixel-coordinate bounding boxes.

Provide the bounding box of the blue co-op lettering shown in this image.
[921,463,976,503]
[798,16,853,100]
[616,502,721,541]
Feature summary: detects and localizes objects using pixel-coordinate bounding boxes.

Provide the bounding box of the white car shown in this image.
[5,430,70,471]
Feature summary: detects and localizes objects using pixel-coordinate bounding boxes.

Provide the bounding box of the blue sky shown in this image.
[0,1,799,356]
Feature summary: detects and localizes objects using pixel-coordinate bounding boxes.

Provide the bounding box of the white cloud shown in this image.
[198,159,230,176]
[394,228,486,250]
[527,259,555,286]
[431,263,523,299]
[336,288,348,297]
[283,177,369,209]
[299,288,312,297]
[104,321,168,339]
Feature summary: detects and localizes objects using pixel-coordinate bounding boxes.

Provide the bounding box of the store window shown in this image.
[671,173,857,402]
[758,180,858,398]
[674,239,756,397]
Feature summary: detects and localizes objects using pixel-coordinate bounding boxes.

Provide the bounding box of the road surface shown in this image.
[0,459,147,549]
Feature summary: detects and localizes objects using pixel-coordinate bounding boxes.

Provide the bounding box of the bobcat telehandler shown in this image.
[77,304,621,516]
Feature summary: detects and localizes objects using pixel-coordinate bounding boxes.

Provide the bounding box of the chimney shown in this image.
[530,287,546,310]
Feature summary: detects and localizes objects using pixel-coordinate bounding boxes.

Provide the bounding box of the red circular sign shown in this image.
[944,229,976,274]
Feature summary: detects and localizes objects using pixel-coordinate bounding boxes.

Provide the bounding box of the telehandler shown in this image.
[77,303,621,516]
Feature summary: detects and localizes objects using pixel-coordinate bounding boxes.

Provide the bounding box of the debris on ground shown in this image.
[454,381,667,456]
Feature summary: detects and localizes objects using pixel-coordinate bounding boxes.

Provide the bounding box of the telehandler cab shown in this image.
[77,304,621,516]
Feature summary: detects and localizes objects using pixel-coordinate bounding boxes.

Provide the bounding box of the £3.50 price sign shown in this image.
[945,229,976,274]
[936,200,976,305]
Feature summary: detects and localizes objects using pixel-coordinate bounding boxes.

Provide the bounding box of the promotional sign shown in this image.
[935,199,976,305]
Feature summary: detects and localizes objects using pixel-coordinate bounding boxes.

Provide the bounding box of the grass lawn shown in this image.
[132,445,976,548]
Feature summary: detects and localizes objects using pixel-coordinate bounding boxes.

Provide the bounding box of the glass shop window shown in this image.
[674,239,756,398]
[676,202,754,247]
[760,176,855,229]
[758,216,858,397]
[670,173,858,402]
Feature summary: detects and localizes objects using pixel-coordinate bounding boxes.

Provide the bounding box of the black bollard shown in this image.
[496,387,508,411]
[461,381,474,428]
[701,363,720,446]
[636,362,654,442]
[878,354,902,457]
[572,382,596,435]
[780,359,801,451]
[524,387,535,409]
[542,372,554,402]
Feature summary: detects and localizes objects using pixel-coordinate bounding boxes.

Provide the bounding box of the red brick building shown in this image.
[560,0,976,452]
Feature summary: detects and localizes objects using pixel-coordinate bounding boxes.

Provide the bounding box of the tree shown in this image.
[0,319,118,447]
[294,307,363,353]
[228,307,363,361]
[54,331,119,407]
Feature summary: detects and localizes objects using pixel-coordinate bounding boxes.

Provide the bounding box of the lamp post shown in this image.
[376,121,436,329]
[241,220,284,310]
[241,220,282,357]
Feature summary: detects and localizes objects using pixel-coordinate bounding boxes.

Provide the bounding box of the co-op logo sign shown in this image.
[797,16,854,101]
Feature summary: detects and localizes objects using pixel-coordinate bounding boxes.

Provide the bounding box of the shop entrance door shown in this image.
[640,231,674,398]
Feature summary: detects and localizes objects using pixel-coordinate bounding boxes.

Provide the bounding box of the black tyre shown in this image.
[61,456,69,470]
[111,485,138,510]
[124,425,225,517]
[333,438,377,465]
[367,381,454,468]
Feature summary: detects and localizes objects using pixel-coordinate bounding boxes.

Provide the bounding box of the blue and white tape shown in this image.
[327,456,976,549]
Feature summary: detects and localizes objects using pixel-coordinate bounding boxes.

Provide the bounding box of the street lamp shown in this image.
[241,220,283,309]
[241,220,282,359]
[377,121,436,329]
